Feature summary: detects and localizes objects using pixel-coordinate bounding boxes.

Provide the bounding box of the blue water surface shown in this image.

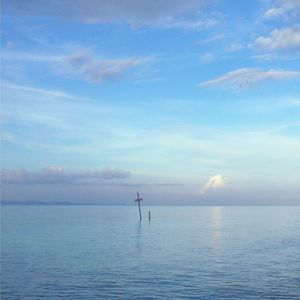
[1,206,300,299]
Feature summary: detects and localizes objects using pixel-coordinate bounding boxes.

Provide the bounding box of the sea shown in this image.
[1,205,300,299]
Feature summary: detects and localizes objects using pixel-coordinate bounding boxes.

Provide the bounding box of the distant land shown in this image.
[0,200,129,206]
[1,200,299,206]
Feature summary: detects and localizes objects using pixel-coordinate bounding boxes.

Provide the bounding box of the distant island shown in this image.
[1,200,129,206]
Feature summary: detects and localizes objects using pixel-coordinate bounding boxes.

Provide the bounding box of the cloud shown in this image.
[199,174,226,195]
[2,50,62,62]
[290,99,300,106]
[58,51,144,84]
[199,68,299,89]
[255,27,300,50]
[251,53,290,61]
[3,0,211,28]
[201,53,215,63]
[199,33,225,45]
[1,166,183,193]
[276,124,300,137]
[1,167,131,185]
[43,166,64,174]
[226,42,245,52]
[264,0,300,19]
[2,48,146,84]
[1,81,89,101]
[158,18,217,30]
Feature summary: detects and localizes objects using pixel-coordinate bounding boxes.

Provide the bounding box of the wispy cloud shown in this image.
[1,167,131,185]
[2,50,62,62]
[198,174,227,195]
[251,52,295,61]
[2,46,147,84]
[1,167,185,192]
[3,0,211,28]
[199,68,299,90]
[264,0,300,19]
[158,18,217,30]
[58,51,144,84]
[198,33,225,45]
[290,99,300,106]
[226,42,245,52]
[1,81,91,101]
[255,27,300,50]
[1,81,110,153]
[200,53,215,63]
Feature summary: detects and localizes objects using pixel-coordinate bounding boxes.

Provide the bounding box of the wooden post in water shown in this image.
[148,210,151,222]
[134,192,143,222]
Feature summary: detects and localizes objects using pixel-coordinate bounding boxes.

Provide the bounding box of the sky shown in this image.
[1,0,300,205]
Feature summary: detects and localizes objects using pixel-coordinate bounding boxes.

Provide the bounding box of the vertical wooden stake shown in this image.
[138,195,142,222]
[135,192,143,222]
[148,210,151,222]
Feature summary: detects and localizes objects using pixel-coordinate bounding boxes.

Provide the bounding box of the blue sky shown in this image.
[1,0,300,205]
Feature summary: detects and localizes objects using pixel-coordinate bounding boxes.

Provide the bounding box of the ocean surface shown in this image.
[1,205,300,299]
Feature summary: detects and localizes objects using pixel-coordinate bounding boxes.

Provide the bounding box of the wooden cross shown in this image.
[134,192,143,222]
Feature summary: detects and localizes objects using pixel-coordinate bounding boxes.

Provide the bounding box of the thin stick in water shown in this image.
[134,192,143,222]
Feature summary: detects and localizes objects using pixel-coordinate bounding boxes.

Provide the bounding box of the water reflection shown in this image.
[210,206,224,255]
[211,207,223,231]
[136,222,142,235]
[135,222,142,252]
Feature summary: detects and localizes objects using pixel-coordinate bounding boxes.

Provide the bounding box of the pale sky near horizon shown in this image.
[1,0,300,205]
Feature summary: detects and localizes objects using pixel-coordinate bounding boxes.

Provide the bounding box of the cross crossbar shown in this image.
[135,192,143,202]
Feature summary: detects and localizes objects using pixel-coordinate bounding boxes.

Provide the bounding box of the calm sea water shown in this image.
[1,206,300,299]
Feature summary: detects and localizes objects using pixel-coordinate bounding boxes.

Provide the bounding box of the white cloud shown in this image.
[255,27,300,50]
[290,99,300,106]
[158,18,217,30]
[1,167,131,185]
[199,68,299,89]
[251,53,286,61]
[3,0,211,28]
[201,53,215,63]
[199,174,227,195]
[226,42,245,52]
[2,48,146,84]
[58,51,144,84]
[199,33,225,45]
[2,50,62,62]
[264,0,300,19]
[43,166,64,174]
[2,81,81,99]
